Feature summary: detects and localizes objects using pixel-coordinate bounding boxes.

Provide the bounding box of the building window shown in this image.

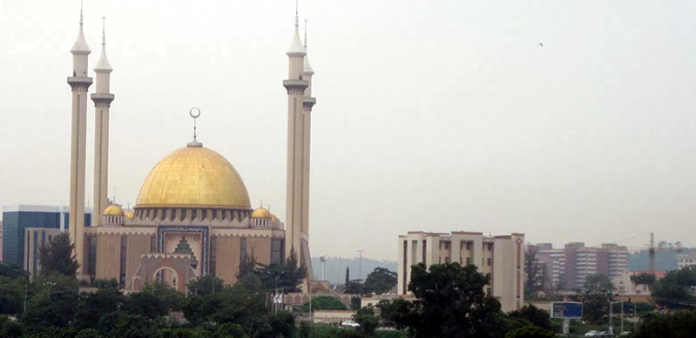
[444,242,450,250]
[488,243,493,251]
[487,258,493,266]
[445,257,451,263]
[466,242,472,250]
[466,257,472,265]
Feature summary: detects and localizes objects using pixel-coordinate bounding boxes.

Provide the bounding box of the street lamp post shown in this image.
[274,272,285,313]
[609,301,624,334]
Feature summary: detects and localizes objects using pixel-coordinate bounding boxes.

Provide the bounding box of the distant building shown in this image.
[612,270,665,296]
[1,205,91,267]
[677,252,696,269]
[397,231,525,312]
[25,228,63,277]
[530,242,628,290]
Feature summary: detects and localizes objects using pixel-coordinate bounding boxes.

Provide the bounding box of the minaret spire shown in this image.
[284,1,314,279]
[91,14,115,229]
[68,0,93,277]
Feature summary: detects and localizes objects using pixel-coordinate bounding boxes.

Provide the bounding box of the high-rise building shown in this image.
[397,231,525,312]
[1,205,91,266]
[530,242,628,290]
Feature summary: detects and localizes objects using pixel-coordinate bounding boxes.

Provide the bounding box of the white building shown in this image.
[677,252,696,269]
[397,231,524,312]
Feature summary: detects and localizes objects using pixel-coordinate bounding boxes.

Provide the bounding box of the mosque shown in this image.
[63,5,317,292]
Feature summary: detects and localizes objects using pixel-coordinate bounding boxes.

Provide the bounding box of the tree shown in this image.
[22,274,80,334]
[302,296,347,312]
[505,326,555,338]
[212,284,270,338]
[38,233,79,278]
[255,249,307,293]
[353,305,379,335]
[266,311,295,338]
[508,305,552,330]
[572,273,615,324]
[123,282,183,320]
[0,262,29,280]
[634,310,696,338]
[393,262,502,338]
[238,252,257,280]
[73,283,125,331]
[631,273,657,289]
[345,280,364,295]
[187,274,224,296]
[524,246,547,297]
[363,267,398,295]
[652,266,696,309]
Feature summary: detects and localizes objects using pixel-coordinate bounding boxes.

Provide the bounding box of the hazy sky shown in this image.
[1,0,695,261]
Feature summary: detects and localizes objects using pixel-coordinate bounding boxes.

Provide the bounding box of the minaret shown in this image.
[91,17,114,226]
[301,19,316,278]
[283,3,311,273]
[67,2,92,275]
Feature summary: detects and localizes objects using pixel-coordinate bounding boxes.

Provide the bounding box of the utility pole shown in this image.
[357,250,364,281]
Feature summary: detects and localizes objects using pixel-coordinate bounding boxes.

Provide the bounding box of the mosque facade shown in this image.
[62,6,317,292]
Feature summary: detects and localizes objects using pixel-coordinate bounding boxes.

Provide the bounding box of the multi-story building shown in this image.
[612,270,665,296]
[397,231,525,312]
[677,252,696,269]
[1,205,91,266]
[529,242,628,290]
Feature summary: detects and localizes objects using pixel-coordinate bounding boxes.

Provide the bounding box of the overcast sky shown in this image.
[1,0,695,260]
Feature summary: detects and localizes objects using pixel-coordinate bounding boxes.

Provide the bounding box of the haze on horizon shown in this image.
[1,0,695,261]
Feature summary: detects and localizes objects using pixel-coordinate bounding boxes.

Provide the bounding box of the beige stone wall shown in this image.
[126,235,152,284]
[96,234,121,280]
[247,237,271,266]
[215,236,242,285]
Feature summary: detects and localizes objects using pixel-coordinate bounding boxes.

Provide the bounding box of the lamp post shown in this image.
[609,301,624,334]
[274,272,285,313]
[44,282,56,300]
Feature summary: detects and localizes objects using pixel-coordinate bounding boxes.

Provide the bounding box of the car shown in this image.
[584,332,600,337]
[597,332,614,337]
[619,332,632,336]
[341,320,360,328]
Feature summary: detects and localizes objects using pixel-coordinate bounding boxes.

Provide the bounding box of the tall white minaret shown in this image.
[91,17,114,226]
[301,19,316,278]
[283,3,311,273]
[67,2,92,275]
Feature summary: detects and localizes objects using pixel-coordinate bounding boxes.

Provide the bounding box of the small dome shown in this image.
[124,211,134,220]
[251,207,272,219]
[104,204,124,216]
[271,214,279,223]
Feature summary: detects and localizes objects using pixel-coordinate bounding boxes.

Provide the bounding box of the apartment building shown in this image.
[530,242,628,290]
[398,231,525,312]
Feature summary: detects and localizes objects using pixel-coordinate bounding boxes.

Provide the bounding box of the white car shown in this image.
[341,320,361,328]
[584,332,600,337]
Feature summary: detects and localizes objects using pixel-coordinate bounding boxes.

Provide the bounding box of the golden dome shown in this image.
[124,211,135,220]
[251,207,272,219]
[104,204,124,216]
[271,214,279,222]
[135,146,251,210]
